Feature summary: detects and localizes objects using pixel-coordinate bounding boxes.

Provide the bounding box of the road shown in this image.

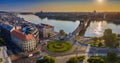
[10,38,95,63]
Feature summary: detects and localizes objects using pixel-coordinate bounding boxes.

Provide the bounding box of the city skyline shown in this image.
[0,0,120,12]
[0,1,120,63]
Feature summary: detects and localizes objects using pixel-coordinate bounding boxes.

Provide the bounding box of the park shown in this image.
[46,40,72,53]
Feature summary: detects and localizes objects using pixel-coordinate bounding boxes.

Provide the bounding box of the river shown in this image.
[18,14,80,34]
[18,14,120,37]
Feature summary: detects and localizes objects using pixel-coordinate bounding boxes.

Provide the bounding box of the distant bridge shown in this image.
[72,19,90,36]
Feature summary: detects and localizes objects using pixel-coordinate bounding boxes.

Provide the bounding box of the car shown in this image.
[28,54,33,57]
[37,56,43,60]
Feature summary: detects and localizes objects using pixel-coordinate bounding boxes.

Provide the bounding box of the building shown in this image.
[0,46,12,63]
[0,22,39,52]
[0,23,14,42]
[0,13,39,52]
[10,25,39,52]
[24,26,39,45]
[11,28,36,52]
[0,23,23,42]
[37,23,54,38]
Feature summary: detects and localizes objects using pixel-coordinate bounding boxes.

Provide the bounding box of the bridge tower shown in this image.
[80,19,85,28]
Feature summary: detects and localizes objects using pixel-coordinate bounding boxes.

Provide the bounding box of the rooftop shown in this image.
[38,23,54,29]
[11,29,34,41]
[0,23,13,31]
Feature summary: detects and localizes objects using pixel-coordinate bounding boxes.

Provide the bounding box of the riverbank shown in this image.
[34,12,90,21]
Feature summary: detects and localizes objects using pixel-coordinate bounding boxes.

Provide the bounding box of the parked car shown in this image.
[28,54,33,57]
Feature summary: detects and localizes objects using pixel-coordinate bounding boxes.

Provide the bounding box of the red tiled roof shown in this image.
[11,29,34,41]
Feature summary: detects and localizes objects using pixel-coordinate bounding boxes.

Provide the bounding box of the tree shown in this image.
[0,58,3,62]
[92,37,98,46]
[116,60,120,63]
[98,42,103,47]
[36,59,44,63]
[43,56,55,63]
[103,29,118,48]
[106,51,117,63]
[98,37,104,43]
[98,37,103,41]
[77,56,85,61]
[92,37,98,42]
[87,56,105,63]
[0,38,4,44]
[59,29,66,37]
[67,57,79,63]
[36,56,55,63]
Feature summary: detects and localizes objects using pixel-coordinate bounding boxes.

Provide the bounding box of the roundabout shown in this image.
[46,41,72,53]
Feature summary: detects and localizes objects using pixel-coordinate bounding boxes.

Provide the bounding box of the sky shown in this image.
[0,0,120,12]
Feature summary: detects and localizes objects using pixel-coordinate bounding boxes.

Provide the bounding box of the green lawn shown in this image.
[87,40,105,48]
[46,40,72,53]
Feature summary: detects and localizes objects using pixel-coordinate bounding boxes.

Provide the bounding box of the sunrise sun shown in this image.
[98,0,104,3]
